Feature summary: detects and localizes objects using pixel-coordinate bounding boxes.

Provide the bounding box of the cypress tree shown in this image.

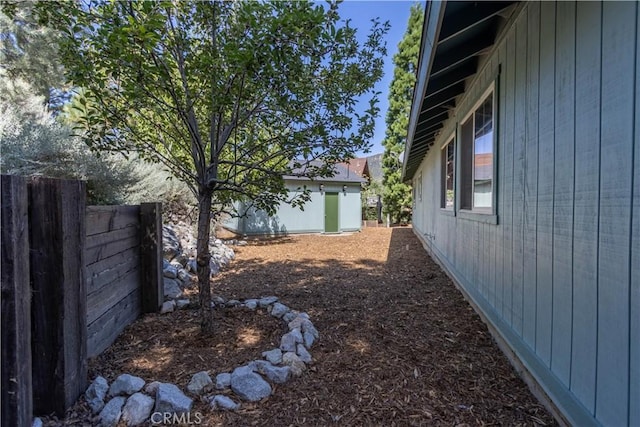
[382,3,423,223]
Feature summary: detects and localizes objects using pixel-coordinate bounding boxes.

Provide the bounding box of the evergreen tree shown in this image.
[382,3,423,223]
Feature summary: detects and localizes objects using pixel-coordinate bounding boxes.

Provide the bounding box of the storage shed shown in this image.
[403,1,639,426]
[224,163,365,235]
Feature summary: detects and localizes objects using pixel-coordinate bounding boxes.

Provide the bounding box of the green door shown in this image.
[324,192,339,233]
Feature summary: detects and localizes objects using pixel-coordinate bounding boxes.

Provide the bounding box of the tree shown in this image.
[33,1,388,332]
[0,2,69,109]
[381,3,422,224]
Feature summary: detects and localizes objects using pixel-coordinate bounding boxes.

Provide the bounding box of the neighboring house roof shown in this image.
[474,153,493,180]
[402,1,517,181]
[365,153,383,183]
[338,158,370,180]
[284,161,366,183]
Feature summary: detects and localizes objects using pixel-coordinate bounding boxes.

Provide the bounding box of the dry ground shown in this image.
[52,226,556,426]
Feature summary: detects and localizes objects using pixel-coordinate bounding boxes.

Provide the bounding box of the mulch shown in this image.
[44,226,556,426]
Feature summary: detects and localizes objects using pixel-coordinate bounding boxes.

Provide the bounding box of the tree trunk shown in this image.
[196,189,214,333]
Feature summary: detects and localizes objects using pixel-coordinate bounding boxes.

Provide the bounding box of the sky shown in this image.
[335,1,421,156]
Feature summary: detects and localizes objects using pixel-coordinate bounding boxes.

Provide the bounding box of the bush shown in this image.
[0,80,137,204]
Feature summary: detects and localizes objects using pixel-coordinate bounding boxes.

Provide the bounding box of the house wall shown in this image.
[411,2,639,426]
[224,180,362,234]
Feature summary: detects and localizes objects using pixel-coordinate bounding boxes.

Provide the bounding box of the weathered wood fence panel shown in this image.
[1,175,163,424]
[1,175,33,427]
[85,203,162,357]
[28,177,87,416]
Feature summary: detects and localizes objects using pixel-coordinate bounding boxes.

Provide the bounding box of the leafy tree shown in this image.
[34,1,388,332]
[381,3,422,223]
[0,2,69,108]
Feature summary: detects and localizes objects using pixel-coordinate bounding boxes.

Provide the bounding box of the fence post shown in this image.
[1,175,33,427]
[28,177,87,416]
[140,202,163,313]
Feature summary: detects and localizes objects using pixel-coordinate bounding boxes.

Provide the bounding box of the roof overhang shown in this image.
[402,1,518,182]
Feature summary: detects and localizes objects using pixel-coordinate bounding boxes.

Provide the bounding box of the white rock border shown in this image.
[70,297,318,426]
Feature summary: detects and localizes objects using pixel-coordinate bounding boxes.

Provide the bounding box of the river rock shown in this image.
[154,383,192,415]
[121,393,154,426]
[108,374,145,397]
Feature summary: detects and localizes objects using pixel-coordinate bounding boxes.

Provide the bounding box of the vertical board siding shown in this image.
[409,2,638,424]
[629,3,640,425]
[535,1,556,368]
[631,5,640,426]
[570,1,601,414]
[512,11,527,337]
[596,2,635,425]
[551,0,576,388]
[523,1,540,350]
[503,29,516,328]
[496,41,507,319]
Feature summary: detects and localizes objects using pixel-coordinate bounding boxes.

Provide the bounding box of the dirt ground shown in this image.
[50,226,556,426]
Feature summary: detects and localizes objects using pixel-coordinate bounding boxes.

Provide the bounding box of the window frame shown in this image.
[440,133,456,211]
[458,83,497,216]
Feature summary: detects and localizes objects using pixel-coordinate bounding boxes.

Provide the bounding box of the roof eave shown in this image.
[401,0,446,183]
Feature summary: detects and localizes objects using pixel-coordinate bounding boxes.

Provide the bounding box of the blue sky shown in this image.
[336,1,421,156]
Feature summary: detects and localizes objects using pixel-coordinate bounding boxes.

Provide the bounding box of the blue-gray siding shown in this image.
[225,180,362,235]
[411,2,639,425]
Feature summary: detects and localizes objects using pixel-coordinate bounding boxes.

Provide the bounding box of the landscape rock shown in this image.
[270,302,289,318]
[108,374,145,397]
[162,226,182,260]
[244,299,258,310]
[86,376,109,413]
[238,240,248,246]
[99,396,126,427]
[163,278,182,299]
[32,418,43,427]
[288,317,305,330]
[230,369,272,402]
[144,381,161,395]
[259,296,278,307]
[301,319,319,338]
[210,395,240,411]
[187,259,197,273]
[163,265,178,279]
[187,371,213,395]
[282,311,297,323]
[303,331,316,349]
[296,343,312,363]
[282,352,306,377]
[215,373,231,390]
[121,393,154,426]
[262,348,283,365]
[226,299,241,307]
[161,300,175,314]
[255,362,291,384]
[175,299,190,309]
[154,383,193,415]
[177,269,191,283]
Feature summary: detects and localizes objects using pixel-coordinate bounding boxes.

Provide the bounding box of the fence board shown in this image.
[28,177,87,416]
[1,175,33,427]
[87,268,140,325]
[87,251,140,294]
[87,290,141,358]
[85,230,139,266]
[86,205,140,236]
[140,203,163,313]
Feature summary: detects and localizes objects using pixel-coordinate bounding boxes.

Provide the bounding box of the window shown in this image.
[460,87,494,211]
[415,172,422,202]
[441,137,455,209]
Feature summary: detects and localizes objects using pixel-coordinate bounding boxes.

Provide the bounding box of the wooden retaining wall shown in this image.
[1,175,162,424]
[86,206,142,357]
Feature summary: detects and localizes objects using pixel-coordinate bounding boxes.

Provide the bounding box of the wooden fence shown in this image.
[1,175,163,426]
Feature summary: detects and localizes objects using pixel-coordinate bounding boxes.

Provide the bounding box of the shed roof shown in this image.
[402,1,517,181]
[284,161,366,183]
